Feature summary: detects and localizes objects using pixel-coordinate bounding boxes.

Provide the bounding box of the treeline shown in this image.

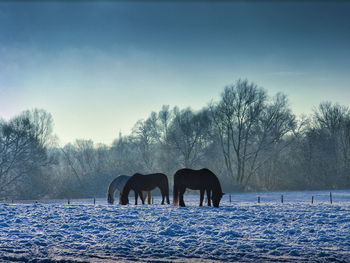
[1,79,350,200]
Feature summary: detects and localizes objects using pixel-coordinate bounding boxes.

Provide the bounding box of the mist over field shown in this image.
[1,82,350,201]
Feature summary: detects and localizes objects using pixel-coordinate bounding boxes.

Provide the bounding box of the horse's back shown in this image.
[174,168,218,189]
[131,172,166,181]
[129,173,168,191]
[154,173,169,183]
[175,168,216,179]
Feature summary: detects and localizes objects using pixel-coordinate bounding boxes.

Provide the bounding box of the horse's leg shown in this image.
[199,189,204,206]
[166,191,170,205]
[147,191,151,204]
[206,189,211,206]
[134,191,138,205]
[160,188,165,205]
[179,187,186,207]
[139,191,145,204]
[162,183,170,205]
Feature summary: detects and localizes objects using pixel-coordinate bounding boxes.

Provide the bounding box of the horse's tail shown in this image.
[173,174,179,206]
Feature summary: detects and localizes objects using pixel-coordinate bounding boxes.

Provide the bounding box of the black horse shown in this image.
[173,168,224,208]
[120,173,170,205]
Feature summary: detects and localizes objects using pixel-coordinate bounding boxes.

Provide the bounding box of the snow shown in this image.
[1,190,350,262]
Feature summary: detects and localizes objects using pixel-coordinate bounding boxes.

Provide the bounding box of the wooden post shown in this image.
[258,196,260,203]
[229,194,231,203]
[93,197,96,205]
[281,195,284,204]
[330,192,333,204]
[68,199,70,204]
[311,196,314,204]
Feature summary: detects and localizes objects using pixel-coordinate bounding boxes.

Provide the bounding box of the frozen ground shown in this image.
[1,190,350,263]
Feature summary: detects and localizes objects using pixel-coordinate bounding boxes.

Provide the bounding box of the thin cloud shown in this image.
[269,71,306,76]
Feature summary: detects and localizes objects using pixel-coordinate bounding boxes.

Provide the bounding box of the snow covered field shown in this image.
[1,190,350,263]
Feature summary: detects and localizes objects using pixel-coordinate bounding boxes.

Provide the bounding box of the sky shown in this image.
[0,1,349,146]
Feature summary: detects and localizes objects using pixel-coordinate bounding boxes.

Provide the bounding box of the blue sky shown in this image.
[1,1,349,145]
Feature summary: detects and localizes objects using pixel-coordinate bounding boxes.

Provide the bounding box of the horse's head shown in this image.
[212,192,225,208]
[120,193,129,205]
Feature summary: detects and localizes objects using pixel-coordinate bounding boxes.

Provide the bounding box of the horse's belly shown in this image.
[186,184,203,190]
[142,185,157,191]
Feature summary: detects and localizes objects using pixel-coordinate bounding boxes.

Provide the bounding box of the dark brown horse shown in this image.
[120,173,170,205]
[107,175,151,205]
[173,168,224,208]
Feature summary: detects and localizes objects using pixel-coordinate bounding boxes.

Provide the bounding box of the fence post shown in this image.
[229,194,231,203]
[68,199,70,204]
[94,197,96,205]
[311,196,314,204]
[281,195,284,204]
[330,192,333,204]
[258,196,260,203]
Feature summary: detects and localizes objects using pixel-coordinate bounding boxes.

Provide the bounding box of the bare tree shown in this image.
[110,135,143,175]
[308,102,350,187]
[210,79,295,188]
[131,113,159,172]
[157,105,172,144]
[0,109,54,198]
[23,109,57,148]
[167,107,211,168]
[315,102,350,164]
[60,139,105,197]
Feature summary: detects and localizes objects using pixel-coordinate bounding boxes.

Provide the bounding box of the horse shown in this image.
[173,168,224,208]
[120,173,170,205]
[107,175,151,204]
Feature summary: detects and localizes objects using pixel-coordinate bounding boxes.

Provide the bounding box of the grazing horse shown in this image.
[120,173,170,205]
[107,175,151,204]
[173,168,224,208]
